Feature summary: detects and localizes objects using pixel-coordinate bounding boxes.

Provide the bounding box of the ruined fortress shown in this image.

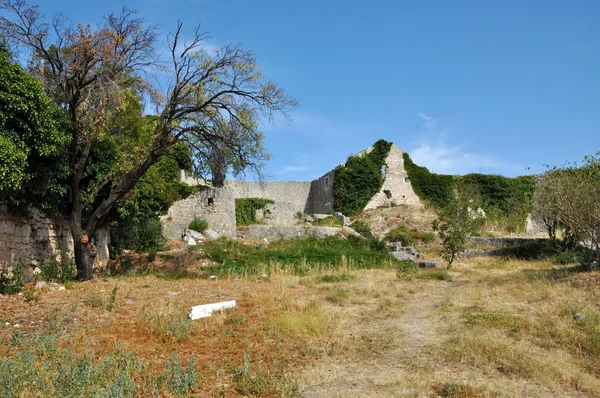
[160,143,421,239]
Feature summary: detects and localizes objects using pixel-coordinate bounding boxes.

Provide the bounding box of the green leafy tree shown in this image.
[0,38,70,215]
[0,1,296,279]
[433,183,484,268]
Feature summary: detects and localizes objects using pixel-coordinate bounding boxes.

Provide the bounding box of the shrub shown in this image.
[188,218,208,232]
[349,220,370,233]
[0,262,25,294]
[139,304,194,344]
[333,139,392,215]
[40,257,77,283]
[109,217,165,257]
[554,249,584,265]
[423,232,436,243]
[384,226,414,246]
[235,198,274,225]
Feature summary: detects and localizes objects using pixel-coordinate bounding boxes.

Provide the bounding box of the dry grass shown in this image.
[3,254,600,396]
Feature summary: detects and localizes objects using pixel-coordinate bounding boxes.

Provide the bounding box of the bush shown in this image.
[235,198,274,226]
[40,257,77,283]
[554,249,584,265]
[110,218,165,257]
[333,139,392,215]
[188,218,208,232]
[384,226,414,246]
[0,263,24,294]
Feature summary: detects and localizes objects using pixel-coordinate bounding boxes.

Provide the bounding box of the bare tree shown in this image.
[0,0,296,279]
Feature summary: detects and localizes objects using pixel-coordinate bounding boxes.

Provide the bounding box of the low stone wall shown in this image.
[0,205,109,274]
[160,187,237,239]
[468,237,547,248]
[247,225,342,241]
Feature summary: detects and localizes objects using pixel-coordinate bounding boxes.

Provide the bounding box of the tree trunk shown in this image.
[74,241,95,281]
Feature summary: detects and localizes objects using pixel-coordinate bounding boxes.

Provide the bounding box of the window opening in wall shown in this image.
[382,164,388,175]
[324,176,330,189]
[207,197,214,209]
[384,190,392,199]
[404,177,411,184]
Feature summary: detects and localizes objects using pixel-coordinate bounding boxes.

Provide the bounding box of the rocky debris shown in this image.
[205,229,221,240]
[574,312,586,321]
[388,242,437,268]
[34,281,65,291]
[34,281,46,289]
[248,225,342,241]
[360,231,375,239]
[418,260,437,268]
[186,229,205,240]
[333,212,350,226]
[312,214,330,220]
[184,236,197,246]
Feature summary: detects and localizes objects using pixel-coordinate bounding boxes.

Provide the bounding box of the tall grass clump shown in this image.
[188,218,208,232]
[202,235,396,277]
[139,303,194,344]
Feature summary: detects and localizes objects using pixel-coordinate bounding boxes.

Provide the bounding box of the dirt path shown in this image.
[301,280,458,398]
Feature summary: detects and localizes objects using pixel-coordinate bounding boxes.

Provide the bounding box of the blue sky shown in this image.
[33,0,600,180]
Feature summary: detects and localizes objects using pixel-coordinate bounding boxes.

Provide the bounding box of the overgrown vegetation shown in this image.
[349,220,370,234]
[0,335,199,397]
[384,225,435,245]
[188,218,208,232]
[333,139,392,215]
[39,257,77,283]
[201,235,395,277]
[403,152,535,231]
[235,198,275,226]
[0,262,24,294]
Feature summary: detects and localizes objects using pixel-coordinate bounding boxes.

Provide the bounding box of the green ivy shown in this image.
[333,139,392,215]
[235,198,275,226]
[403,152,535,230]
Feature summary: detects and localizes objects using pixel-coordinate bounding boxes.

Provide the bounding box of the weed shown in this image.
[233,351,270,396]
[83,294,104,309]
[106,287,119,312]
[349,220,370,233]
[22,285,40,302]
[396,260,418,279]
[0,263,25,294]
[327,287,350,304]
[164,353,199,396]
[188,218,208,232]
[139,303,194,343]
[312,217,343,227]
[315,273,353,283]
[267,301,332,339]
[415,270,453,281]
[433,382,486,397]
[40,257,77,283]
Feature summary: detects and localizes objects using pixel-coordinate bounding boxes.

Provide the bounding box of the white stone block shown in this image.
[189,300,236,320]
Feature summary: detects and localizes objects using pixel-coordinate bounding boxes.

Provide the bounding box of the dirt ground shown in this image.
[2,256,599,397]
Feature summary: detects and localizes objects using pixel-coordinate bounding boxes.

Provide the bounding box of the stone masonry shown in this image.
[164,142,423,239]
[0,205,109,274]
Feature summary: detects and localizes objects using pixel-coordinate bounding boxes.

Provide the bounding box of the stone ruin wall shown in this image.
[226,180,312,225]
[160,187,237,239]
[364,144,421,210]
[306,170,335,214]
[0,205,109,275]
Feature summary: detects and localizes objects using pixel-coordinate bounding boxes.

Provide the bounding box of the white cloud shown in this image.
[278,165,311,175]
[408,113,511,175]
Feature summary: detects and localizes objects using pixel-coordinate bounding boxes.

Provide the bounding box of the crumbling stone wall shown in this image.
[364,144,421,210]
[306,170,335,214]
[160,187,237,239]
[226,180,312,225]
[0,205,109,274]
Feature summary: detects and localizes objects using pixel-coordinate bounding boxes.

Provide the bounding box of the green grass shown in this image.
[202,235,396,277]
[384,225,435,246]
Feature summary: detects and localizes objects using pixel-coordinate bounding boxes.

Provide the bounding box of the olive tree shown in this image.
[0,0,296,279]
